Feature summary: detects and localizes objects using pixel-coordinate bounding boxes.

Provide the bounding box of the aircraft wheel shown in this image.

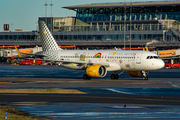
[83,74,91,80]
[111,74,115,79]
[115,74,119,79]
[111,74,119,79]
[143,77,148,80]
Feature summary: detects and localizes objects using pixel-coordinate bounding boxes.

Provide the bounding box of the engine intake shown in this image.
[86,65,107,78]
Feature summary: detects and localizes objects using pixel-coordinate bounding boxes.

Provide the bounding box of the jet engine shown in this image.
[128,71,149,77]
[86,65,107,78]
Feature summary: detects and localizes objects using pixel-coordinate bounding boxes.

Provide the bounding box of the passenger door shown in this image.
[136,53,142,64]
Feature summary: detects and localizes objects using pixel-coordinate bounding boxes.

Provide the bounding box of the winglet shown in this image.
[38,21,61,51]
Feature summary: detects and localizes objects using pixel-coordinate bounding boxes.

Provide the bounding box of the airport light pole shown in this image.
[124,0,126,50]
[49,0,53,32]
[11,23,14,31]
[35,22,38,31]
[44,0,48,24]
[130,0,132,50]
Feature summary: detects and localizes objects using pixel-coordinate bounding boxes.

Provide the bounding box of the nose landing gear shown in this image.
[143,76,148,80]
[142,71,148,80]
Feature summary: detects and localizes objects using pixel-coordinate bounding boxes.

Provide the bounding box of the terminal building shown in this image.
[0,1,180,50]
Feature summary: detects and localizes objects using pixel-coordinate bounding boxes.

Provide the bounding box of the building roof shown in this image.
[63,1,180,9]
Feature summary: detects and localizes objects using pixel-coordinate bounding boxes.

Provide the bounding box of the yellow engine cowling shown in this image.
[128,71,143,77]
[86,65,107,78]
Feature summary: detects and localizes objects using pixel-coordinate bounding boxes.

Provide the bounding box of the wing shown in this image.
[28,53,110,67]
[21,54,48,58]
[29,58,110,67]
[52,59,109,67]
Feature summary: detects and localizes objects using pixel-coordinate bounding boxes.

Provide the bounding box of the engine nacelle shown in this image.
[128,71,143,77]
[86,65,107,78]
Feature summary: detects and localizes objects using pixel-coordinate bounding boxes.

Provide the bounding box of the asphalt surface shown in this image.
[0,65,180,119]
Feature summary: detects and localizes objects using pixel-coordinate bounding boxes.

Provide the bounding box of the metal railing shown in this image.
[60,24,166,32]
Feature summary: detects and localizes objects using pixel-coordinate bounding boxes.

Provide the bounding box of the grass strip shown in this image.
[0,105,51,120]
[0,88,86,94]
[0,81,11,84]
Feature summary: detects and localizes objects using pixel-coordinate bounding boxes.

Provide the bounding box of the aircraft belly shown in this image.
[121,60,136,70]
[60,63,85,70]
[106,62,121,71]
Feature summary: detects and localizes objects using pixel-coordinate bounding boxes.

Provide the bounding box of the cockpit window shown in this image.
[153,56,158,59]
[146,56,159,59]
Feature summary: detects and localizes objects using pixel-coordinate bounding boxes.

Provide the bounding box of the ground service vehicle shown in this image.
[19,60,43,65]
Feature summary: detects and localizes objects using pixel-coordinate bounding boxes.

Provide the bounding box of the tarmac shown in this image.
[0,65,180,119]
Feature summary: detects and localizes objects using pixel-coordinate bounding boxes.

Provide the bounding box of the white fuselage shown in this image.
[39,50,165,72]
[37,21,165,80]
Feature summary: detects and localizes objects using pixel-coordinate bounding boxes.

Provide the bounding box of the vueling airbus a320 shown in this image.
[35,21,165,80]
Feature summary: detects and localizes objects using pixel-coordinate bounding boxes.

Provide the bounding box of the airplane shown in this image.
[35,21,165,80]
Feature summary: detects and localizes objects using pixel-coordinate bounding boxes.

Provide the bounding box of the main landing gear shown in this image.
[142,71,148,80]
[111,72,119,79]
[83,74,91,80]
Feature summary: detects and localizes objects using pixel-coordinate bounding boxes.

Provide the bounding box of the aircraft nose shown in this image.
[158,60,165,69]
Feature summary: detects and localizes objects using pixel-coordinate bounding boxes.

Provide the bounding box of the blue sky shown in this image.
[0,0,167,31]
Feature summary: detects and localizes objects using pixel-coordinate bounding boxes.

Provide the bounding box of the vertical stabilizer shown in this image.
[38,21,61,51]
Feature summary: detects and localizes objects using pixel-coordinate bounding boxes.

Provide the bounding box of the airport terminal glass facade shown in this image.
[0,1,180,42]
[76,4,180,23]
[0,32,37,41]
[57,24,166,41]
[58,1,180,41]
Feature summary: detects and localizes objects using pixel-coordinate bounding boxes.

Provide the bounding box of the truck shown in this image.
[164,59,180,68]
[19,60,43,65]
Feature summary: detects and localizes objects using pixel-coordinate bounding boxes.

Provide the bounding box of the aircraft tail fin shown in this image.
[38,21,61,51]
